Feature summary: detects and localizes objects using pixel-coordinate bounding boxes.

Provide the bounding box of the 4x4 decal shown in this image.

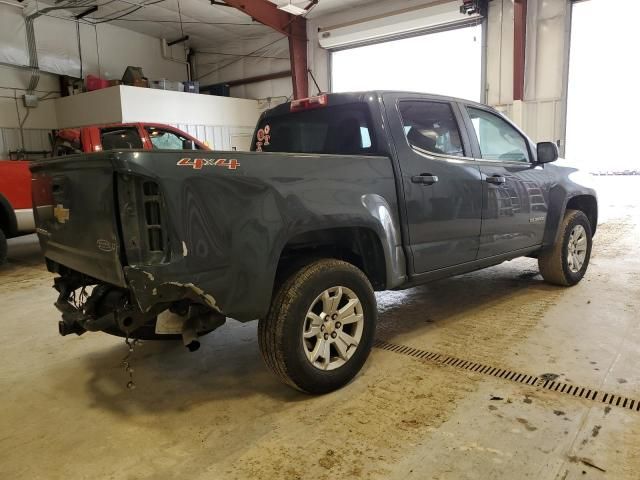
[177,158,240,170]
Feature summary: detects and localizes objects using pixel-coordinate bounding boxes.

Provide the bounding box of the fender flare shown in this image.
[360,193,407,289]
[542,188,597,248]
[268,194,407,293]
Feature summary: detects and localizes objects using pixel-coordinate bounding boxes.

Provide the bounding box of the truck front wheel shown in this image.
[258,259,377,394]
[0,228,7,265]
[538,209,593,286]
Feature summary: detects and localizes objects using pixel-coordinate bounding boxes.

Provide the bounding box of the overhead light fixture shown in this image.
[277,1,306,15]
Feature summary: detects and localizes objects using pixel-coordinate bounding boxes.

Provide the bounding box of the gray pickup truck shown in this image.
[31,91,597,393]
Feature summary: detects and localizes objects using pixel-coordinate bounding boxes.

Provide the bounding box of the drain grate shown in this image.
[374,340,640,413]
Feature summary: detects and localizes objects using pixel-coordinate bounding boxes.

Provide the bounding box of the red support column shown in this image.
[513,0,527,101]
[288,16,309,100]
[219,0,309,99]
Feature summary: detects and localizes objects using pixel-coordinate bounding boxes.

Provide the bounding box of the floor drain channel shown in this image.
[374,340,640,413]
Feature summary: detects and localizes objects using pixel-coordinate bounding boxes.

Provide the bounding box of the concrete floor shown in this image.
[1,176,640,480]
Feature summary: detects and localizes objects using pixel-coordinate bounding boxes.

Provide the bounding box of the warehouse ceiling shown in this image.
[36,0,374,49]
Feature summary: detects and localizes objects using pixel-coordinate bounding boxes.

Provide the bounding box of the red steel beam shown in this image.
[221,0,293,35]
[513,0,527,101]
[288,16,309,100]
[221,0,309,99]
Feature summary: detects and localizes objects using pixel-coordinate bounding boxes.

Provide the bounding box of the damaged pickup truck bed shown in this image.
[31,91,598,393]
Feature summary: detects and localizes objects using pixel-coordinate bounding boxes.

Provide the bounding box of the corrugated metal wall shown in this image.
[172,124,255,151]
[486,0,570,148]
[0,128,51,159]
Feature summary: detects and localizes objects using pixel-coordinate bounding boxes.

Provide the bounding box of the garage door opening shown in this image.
[565,0,640,174]
[331,24,483,102]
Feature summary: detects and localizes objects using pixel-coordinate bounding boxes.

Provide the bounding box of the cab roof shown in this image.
[261,91,489,119]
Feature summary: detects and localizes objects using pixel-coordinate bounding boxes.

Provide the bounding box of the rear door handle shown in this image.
[485,175,506,185]
[411,174,439,185]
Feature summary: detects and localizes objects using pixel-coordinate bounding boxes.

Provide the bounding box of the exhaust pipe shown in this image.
[58,321,86,336]
[179,304,226,352]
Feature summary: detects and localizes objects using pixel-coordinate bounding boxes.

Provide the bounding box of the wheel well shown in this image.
[0,194,16,237]
[275,227,387,291]
[566,195,598,236]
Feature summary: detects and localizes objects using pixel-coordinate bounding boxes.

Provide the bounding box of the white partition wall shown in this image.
[54,88,124,128]
[116,86,259,127]
[53,86,260,151]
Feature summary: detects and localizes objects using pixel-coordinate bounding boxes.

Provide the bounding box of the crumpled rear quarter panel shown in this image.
[113,150,399,321]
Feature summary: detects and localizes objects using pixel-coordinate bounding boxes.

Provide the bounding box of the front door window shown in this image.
[467,107,530,163]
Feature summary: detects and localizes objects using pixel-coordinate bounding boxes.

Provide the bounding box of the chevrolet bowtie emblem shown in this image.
[53,204,70,224]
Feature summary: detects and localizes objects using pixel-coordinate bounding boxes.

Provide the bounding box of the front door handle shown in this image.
[485,175,506,185]
[411,174,439,185]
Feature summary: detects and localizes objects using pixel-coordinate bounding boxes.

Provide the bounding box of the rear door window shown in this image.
[398,101,465,157]
[253,104,376,155]
[100,127,143,150]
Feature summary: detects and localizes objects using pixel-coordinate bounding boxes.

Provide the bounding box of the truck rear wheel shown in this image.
[538,209,592,286]
[258,259,377,394]
[0,228,7,265]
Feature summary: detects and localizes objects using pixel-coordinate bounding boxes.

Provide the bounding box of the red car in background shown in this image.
[0,160,33,263]
[52,122,208,155]
[0,123,208,264]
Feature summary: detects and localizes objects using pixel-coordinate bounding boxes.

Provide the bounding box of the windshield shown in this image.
[145,126,202,150]
[252,103,377,155]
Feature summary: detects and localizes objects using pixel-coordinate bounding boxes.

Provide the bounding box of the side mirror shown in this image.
[182,139,195,150]
[537,141,558,164]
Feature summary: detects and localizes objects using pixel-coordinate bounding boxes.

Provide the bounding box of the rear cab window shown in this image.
[100,127,143,150]
[252,103,377,155]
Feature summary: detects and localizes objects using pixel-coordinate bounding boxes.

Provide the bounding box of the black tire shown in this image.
[538,209,593,286]
[0,228,7,265]
[258,259,377,394]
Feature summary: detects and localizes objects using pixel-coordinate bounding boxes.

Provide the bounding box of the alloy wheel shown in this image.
[567,224,588,273]
[302,286,364,371]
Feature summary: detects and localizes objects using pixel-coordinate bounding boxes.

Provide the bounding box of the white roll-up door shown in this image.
[327,1,485,102]
[319,0,482,50]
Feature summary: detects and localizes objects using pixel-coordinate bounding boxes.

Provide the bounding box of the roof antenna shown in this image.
[308,68,322,95]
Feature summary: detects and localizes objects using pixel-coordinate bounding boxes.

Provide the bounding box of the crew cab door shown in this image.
[383,94,483,273]
[460,104,552,257]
